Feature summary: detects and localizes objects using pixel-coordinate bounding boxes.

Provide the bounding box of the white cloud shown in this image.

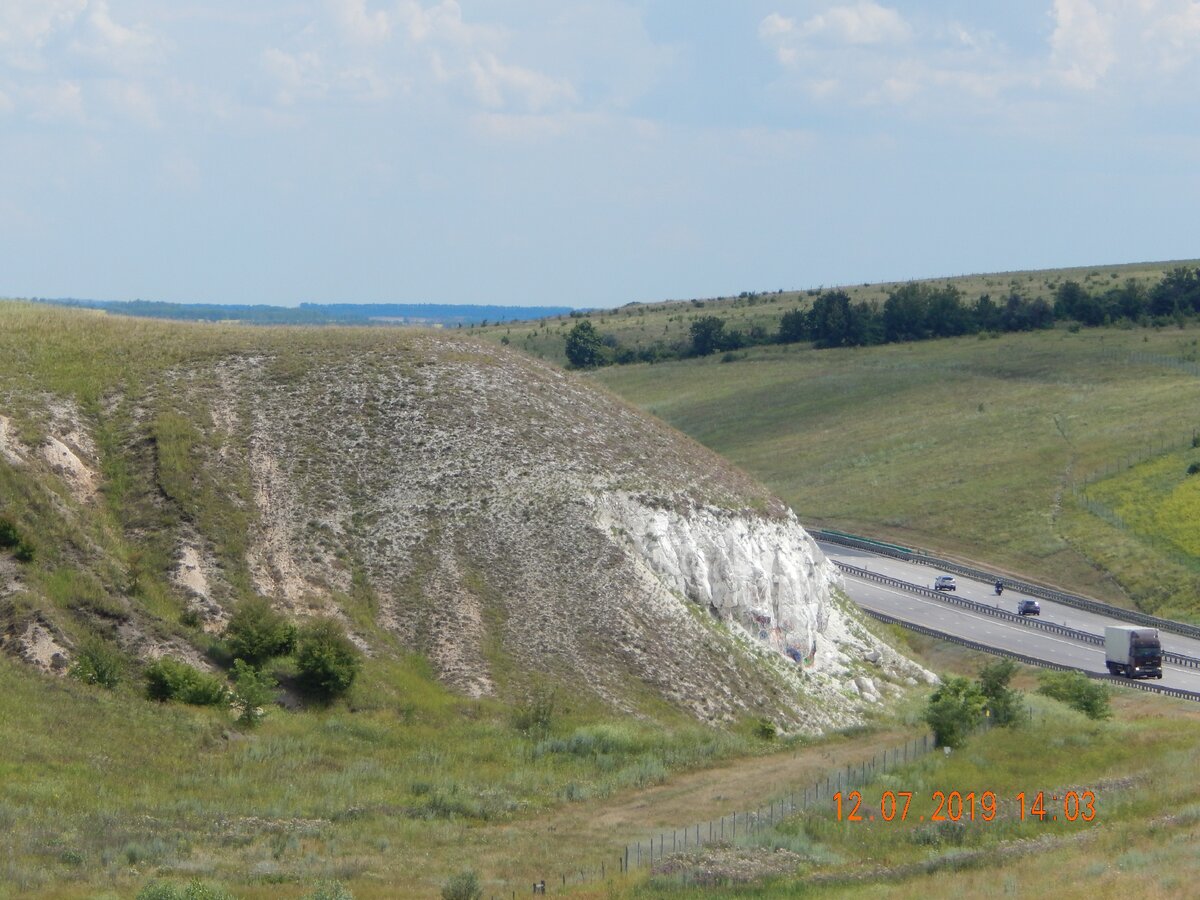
[468,53,577,112]
[761,2,910,57]
[0,0,87,70]
[99,78,158,126]
[329,0,391,44]
[260,47,328,106]
[1142,0,1200,72]
[1049,0,1115,88]
[27,79,85,122]
[804,2,912,45]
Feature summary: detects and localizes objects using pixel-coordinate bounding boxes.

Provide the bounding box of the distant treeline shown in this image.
[566,266,1200,368]
[34,298,573,327]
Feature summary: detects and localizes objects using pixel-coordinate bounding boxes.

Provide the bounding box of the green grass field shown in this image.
[595,324,1200,619]
[628,690,1200,900]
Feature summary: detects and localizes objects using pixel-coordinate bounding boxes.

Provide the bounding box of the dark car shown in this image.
[1017,599,1041,616]
[933,575,957,591]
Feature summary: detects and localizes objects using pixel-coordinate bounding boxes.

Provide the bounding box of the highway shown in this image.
[819,541,1200,695]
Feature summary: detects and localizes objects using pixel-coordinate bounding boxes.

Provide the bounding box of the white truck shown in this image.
[1104,626,1163,679]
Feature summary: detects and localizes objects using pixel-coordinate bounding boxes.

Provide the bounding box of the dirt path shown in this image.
[456,726,923,892]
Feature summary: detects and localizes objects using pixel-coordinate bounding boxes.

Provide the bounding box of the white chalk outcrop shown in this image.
[596,492,933,696]
[597,493,834,656]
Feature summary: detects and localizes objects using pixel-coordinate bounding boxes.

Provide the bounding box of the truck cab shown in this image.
[1104,625,1162,679]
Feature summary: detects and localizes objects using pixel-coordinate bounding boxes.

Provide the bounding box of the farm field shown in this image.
[595,324,1200,621]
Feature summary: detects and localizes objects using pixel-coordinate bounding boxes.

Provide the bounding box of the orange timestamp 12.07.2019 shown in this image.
[832,789,1097,823]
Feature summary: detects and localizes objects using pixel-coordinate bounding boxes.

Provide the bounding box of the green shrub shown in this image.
[230,659,277,727]
[145,657,228,706]
[69,636,125,689]
[1187,462,1200,476]
[440,869,482,900]
[0,517,34,562]
[295,617,361,700]
[923,675,985,748]
[300,882,354,900]
[977,658,1023,726]
[1037,670,1111,720]
[754,718,777,740]
[224,596,296,666]
[512,685,556,737]
[136,880,236,900]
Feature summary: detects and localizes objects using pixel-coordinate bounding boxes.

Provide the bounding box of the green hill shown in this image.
[596,323,1200,620]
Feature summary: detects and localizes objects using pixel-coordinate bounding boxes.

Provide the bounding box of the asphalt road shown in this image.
[819,541,1200,694]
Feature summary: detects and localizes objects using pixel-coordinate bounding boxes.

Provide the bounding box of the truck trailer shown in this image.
[1104,626,1163,679]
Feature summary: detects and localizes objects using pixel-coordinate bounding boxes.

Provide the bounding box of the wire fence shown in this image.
[502,731,938,896]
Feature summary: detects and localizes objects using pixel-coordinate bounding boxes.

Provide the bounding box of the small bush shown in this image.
[294,617,361,700]
[301,882,354,900]
[977,658,1023,726]
[145,657,228,706]
[441,869,482,900]
[224,596,296,667]
[754,718,777,740]
[1187,462,1200,476]
[1037,670,1111,720]
[512,685,556,737]
[230,659,278,727]
[0,517,34,562]
[69,636,125,689]
[136,880,236,900]
[923,675,985,748]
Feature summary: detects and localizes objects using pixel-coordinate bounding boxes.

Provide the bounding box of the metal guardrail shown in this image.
[859,607,1200,703]
[837,562,1200,669]
[818,529,1200,641]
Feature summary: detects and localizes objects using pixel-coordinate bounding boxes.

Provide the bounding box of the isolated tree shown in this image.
[295,617,361,700]
[564,320,604,368]
[923,675,985,748]
[688,315,727,356]
[977,658,1022,726]
[231,659,278,727]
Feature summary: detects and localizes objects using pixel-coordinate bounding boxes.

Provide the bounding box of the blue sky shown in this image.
[2,1,1198,308]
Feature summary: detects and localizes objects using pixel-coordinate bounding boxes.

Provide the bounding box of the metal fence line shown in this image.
[511,729,938,894]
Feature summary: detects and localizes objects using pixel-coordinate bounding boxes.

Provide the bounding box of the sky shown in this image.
[1,1,1198,309]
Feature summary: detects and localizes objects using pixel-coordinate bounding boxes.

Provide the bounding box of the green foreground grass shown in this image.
[627,690,1200,900]
[595,324,1200,619]
[0,649,769,899]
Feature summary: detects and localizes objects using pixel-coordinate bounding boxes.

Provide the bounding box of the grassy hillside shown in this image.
[596,324,1200,620]
[0,301,919,897]
[473,259,1198,367]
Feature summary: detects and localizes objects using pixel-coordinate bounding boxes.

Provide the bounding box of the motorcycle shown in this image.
[994,581,1004,596]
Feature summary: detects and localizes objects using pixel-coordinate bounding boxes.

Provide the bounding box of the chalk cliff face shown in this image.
[1,327,929,730]
[596,493,835,656]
